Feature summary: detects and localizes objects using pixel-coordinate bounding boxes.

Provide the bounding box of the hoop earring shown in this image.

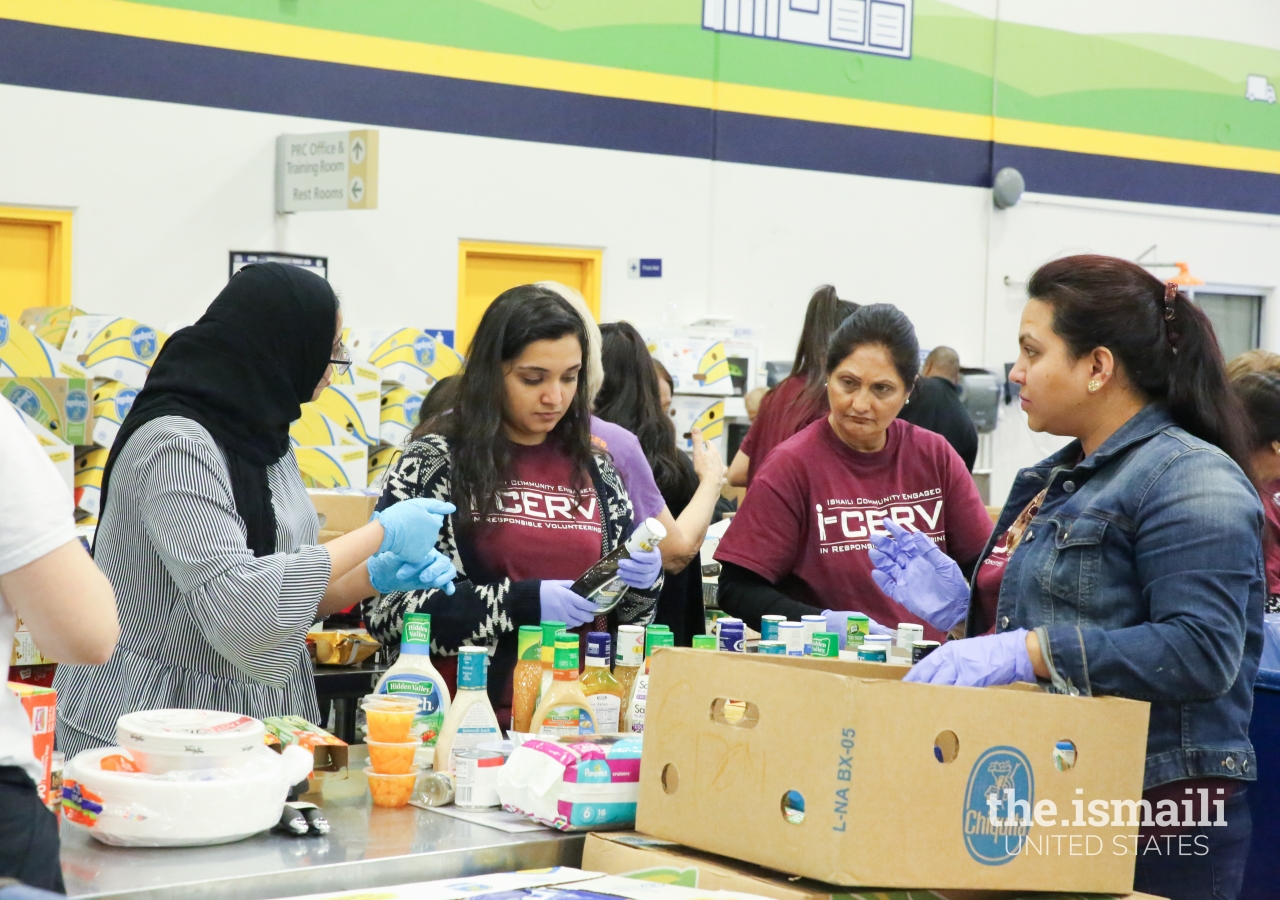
[1087,379,1102,393]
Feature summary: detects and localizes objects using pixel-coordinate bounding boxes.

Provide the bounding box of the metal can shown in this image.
[863,634,893,658]
[911,640,941,664]
[716,617,745,653]
[845,613,870,648]
[896,623,924,651]
[856,644,887,662]
[454,749,505,809]
[811,632,840,659]
[760,614,786,642]
[416,770,455,807]
[757,640,786,655]
[777,621,805,656]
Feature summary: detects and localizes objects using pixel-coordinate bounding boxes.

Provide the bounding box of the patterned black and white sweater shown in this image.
[364,433,660,704]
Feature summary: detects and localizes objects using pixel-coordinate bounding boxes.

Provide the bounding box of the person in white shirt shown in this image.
[0,400,118,893]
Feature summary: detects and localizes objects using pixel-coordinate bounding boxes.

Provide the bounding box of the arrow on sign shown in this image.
[351,138,365,163]
[350,177,365,202]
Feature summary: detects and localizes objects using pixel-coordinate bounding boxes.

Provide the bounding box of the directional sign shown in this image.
[276,130,379,213]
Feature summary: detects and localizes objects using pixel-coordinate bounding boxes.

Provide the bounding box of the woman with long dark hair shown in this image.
[367,285,664,715]
[728,285,857,487]
[715,304,992,643]
[876,255,1262,900]
[1233,370,1280,610]
[596,322,725,644]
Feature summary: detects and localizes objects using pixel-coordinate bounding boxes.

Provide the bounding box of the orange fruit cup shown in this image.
[361,695,417,743]
[366,765,420,808]
[367,740,418,775]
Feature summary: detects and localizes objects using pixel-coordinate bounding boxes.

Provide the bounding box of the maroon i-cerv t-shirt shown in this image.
[715,417,993,641]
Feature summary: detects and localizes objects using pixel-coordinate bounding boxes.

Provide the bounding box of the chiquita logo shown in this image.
[130,325,158,360]
[963,745,1035,865]
[115,388,138,420]
[404,394,423,422]
[0,314,9,346]
[66,389,89,422]
[413,334,436,366]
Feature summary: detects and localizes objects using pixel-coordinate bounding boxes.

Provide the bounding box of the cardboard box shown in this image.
[636,650,1149,894]
[307,362,381,446]
[11,625,56,667]
[62,315,168,388]
[648,334,736,396]
[8,682,56,804]
[90,379,138,449]
[670,395,727,457]
[20,305,89,348]
[0,313,88,379]
[296,446,369,489]
[290,405,362,448]
[308,488,378,536]
[379,384,424,446]
[0,377,93,445]
[584,833,1167,900]
[347,326,463,392]
[74,446,109,517]
[11,401,75,495]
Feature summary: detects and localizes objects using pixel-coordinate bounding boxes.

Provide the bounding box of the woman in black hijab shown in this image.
[55,264,454,755]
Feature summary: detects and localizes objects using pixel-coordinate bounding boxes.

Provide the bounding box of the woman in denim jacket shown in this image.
[872,255,1263,900]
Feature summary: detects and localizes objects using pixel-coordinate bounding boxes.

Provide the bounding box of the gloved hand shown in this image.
[617,546,663,590]
[821,610,895,649]
[903,629,1035,687]
[368,550,457,595]
[373,498,456,562]
[869,520,970,633]
[540,580,598,628]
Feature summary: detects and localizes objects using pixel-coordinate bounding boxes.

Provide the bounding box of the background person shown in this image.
[54,264,454,757]
[898,345,979,471]
[877,256,1261,900]
[596,322,725,645]
[367,285,663,718]
[1234,371,1280,610]
[714,304,992,643]
[0,402,118,893]
[727,285,857,488]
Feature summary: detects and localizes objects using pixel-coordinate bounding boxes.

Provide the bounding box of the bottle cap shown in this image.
[553,636,580,671]
[458,646,489,689]
[692,635,717,650]
[540,621,567,647]
[517,626,542,661]
[586,632,611,662]
[401,613,431,654]
[646,629,675,656]
[625,518,668,554]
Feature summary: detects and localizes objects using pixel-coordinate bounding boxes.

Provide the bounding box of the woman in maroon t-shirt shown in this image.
[727,285,857,489]
[1233,371,1280,609]
[714,304,992,643]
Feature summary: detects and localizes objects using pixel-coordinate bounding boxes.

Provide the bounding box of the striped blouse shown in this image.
[53,416,332,759]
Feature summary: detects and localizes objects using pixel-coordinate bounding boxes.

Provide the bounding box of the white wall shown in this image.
[5,83,1279,505]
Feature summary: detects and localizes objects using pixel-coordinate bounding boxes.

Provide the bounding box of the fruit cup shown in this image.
[365,766,419,808]
[361,695,417,743]
[367,740,418,775]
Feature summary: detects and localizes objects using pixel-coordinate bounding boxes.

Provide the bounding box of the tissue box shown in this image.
[496,733,643,831]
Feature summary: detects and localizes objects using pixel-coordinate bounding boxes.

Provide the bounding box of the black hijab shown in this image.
[99,263,338,557]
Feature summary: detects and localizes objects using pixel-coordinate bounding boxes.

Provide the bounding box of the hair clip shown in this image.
[1162,283,1177,321]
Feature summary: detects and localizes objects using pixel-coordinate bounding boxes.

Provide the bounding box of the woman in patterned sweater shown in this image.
[366,285,663,718]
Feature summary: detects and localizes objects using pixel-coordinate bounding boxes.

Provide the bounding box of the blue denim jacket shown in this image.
[968,404,1264,790]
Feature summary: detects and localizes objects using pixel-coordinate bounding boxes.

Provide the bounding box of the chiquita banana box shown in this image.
[304,363,380,446]
[346,327,462,392]
[669,396,727,457]
[290,405,361,448]
[74,446,110,517]
[61,316,168,388]
[367,443,403,489]
[648,336,734,396]
[296,446,369,489]
[10,400,74,495]
[91,380,139,449]
[0,377,93,445]
[379,385,424,446]
[20,306,89,348]
[0,313,89,380]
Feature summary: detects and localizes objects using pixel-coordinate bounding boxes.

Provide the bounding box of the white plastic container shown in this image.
[115,709,265,774]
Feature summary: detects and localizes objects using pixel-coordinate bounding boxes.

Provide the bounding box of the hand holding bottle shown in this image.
[540,580,597,628]
[617,546,663,590]
[868,520,970,632]
[373,498,456,562]
[368,549,457,595]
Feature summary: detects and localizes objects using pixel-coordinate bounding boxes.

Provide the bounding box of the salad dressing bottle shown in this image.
[374,612,452,764]
[530,635,598,736]
[433,646,502,773]
[535,620,566,708]
[613,625,645,705]
[623,626,674,733]
[509,625,543,734]
[579,632,624,734]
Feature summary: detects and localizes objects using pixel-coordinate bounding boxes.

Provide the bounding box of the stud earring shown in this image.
[1087,379,1102,393]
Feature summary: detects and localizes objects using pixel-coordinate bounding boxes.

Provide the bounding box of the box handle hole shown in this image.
[710,698,759,728]
[781,790,805,825]
[1054,739,1078,771]
[661,763,679,794]
[933,730,959,763]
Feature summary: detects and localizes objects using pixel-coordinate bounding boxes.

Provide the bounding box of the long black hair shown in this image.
[826,303,920,387]
[1028,255,1250,471]
[758,285,858,436]
[434,285,594,522]
[596,322,697,501]
[1235,371,1280,452]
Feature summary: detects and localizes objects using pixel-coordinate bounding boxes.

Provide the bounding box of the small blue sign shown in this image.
[639,258,662,278]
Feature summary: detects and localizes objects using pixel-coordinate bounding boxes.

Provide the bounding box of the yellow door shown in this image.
[457,242,602,354]
[0,207,72,322]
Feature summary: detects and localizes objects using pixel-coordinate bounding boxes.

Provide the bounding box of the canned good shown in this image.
[760,614,786,642]
[911,640,941,664]
[811,632,840,659]
[857,644,887,662]
[454,748,504,809]
[777,621,805,656]
[800,615,826,655]
[692,634,717,651]
[717,617,745,653]
[845,613,870,648]
[896,623,924,650]
[757,640,786,655]
[863,634,893,657]
[416,770,455,807]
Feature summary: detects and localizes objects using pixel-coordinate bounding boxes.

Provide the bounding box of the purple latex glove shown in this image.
[903,629,1035,687]
[368,550,457,596]
[869,520,970,633]
[373,498,456,562]
[617,546,663,590]
[540,580,597,628]
[821,610,895,649]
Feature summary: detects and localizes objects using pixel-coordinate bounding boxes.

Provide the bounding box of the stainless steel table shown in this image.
[62,748,585,900]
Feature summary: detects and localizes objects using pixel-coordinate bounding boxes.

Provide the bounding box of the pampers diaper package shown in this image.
[496,733,643,832]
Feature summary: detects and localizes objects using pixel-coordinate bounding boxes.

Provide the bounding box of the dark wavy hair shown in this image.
[756,284,858,436]
[1028,254,1250,472]
[1234,371,1280,454]
[430,285,594,522]
[596,322,696,501]
[826,303,921,388]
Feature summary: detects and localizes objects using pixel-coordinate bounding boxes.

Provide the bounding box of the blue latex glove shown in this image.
[368,550,457,595]
[869,519,970,633]
[903,629,1035,687]
[373,498,456,562]
[616,546,663,590]
[540,580,598,628]
[821,610,895,649]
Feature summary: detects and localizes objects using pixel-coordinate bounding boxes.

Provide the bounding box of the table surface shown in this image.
[61,747,584,900]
